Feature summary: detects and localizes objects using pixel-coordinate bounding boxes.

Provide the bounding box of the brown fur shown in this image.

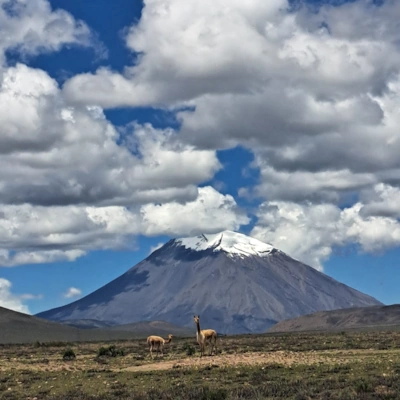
[146,334,173,358]
[193,315,217,357]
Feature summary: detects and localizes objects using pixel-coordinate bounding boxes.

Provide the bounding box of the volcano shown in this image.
[36,230,382,334]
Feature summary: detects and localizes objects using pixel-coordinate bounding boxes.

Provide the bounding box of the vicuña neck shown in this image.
[195,320,201,334]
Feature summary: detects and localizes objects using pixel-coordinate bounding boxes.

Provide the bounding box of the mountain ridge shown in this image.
[267,304,400,333]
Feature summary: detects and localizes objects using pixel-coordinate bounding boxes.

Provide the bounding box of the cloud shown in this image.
[64,0,400,108]
[141,186,250,236]
[359,183,400,219]
[0,204,140,266]
[0,278,32,313]
[252,184,400,270]
[63,287,82,299]
[252,165,376,204]
[62,0,400,218]
[63,0,292,107]
[0,186,248,266]
[3,0,400,272]
[0,63,234,266]
[149,243,164,255]
[178,88,385,151]
[0,0,243,271]
[0,249,85,268]
[20,293,43,300]
[0,0,94,66]
[0,64,221,207]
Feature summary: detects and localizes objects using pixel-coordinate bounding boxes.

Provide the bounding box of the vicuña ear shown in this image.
[198,315,200,318]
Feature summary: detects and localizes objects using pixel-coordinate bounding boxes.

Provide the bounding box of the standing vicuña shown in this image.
[146,334,173,358]
[193,315,217,357]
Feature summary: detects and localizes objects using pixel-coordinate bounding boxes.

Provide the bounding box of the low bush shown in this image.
[62,348,76,361]
[97,345,124,357]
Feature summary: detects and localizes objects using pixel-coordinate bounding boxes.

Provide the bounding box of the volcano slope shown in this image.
[37,231,381,334]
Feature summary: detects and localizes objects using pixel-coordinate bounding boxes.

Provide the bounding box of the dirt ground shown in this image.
[123,348,390,372]
[1,345,398,374]
[0,350,328,373]
[2,334,400,400]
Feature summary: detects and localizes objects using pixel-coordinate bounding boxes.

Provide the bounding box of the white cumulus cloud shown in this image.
[252,184,400,270]
[3,0,400,272]
[0,61,238,265]
[62,0,400,217]
[140,186,250,237]
[0,65,220,207]
[63,287,82,299]
[0,186,248,266]
[0,278,34,313]
[0,0,94,66]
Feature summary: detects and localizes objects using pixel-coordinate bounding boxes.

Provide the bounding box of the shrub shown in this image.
[97,345,124,358]
[62,348,76,361]
[183,342,196,356]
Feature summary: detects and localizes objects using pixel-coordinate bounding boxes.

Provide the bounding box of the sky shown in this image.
[1,0,400,315]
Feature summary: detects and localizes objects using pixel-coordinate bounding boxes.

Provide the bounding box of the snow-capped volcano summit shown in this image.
[37,230,382,334]
[175,230,275,258]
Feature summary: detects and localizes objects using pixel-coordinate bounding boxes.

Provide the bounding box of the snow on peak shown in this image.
[175,230,275,258]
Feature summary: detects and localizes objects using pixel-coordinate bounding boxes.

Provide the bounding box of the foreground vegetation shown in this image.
[1,330,400,399]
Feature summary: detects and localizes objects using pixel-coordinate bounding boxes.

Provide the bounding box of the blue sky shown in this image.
[1,0,400,315]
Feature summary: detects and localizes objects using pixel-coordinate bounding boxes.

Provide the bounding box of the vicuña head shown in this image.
[193,315,217,357]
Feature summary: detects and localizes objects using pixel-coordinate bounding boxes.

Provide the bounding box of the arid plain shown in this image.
[1,330,400,399]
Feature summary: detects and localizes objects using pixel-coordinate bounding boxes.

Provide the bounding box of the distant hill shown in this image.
[267,304,400,333]
[0,306,192,344]
[59,319,114,329]
[58,319,192,336]
[108,320,193,336]
[0,306,84,344]
[37,230,381,334]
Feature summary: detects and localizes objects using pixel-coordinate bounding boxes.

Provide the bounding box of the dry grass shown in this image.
[1,330,400,399]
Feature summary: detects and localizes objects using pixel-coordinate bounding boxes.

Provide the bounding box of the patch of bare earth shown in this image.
[124,350,348,372]
[2,348,399,373]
